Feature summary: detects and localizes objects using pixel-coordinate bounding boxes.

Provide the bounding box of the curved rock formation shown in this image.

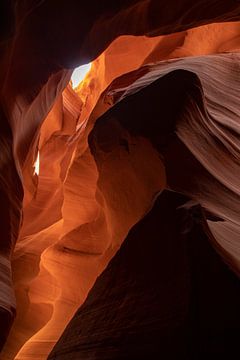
[0,1,240,359]
[48,191,240,359]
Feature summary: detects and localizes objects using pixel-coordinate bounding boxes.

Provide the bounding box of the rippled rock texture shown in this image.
[48,191,240,359]
[0,1,240,359]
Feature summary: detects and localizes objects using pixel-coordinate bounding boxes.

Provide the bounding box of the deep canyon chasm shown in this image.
[0,1,240,359]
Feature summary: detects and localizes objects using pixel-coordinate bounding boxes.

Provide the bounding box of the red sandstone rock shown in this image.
[0,1,240,358]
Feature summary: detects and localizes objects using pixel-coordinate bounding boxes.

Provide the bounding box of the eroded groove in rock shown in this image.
[48,191,240,359]
[0,1,240,358]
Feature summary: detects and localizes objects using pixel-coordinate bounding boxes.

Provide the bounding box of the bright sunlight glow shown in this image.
[71,63,91,89]
[34,151,40,176]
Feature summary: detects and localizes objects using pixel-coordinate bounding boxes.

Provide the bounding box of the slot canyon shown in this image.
[0,1,240,359]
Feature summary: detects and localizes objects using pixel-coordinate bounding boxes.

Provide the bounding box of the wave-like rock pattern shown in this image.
[102,52,240,271]
[0,0,240,358]
[48,191,240,359]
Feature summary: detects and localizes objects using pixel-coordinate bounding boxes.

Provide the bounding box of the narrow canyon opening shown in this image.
[0,2,240,359]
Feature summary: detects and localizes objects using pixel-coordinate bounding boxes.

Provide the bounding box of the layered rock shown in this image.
[48,191,240,359]
[0,1,240,358]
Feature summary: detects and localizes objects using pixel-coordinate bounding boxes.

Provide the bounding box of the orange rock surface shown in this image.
[0,1,240,359]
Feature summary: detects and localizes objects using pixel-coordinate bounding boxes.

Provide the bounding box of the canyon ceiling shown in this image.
[0,1,240,359]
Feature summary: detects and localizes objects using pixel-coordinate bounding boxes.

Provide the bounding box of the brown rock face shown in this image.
[48,191,240,359]
[0,1,240,359]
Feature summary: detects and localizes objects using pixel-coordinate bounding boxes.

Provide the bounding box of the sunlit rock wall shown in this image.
[0,1,240,359]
